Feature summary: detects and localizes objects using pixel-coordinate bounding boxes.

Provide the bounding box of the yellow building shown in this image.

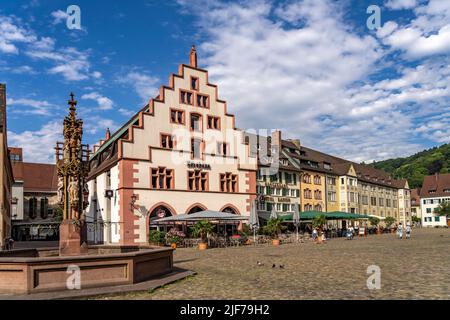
[282,140,410,223]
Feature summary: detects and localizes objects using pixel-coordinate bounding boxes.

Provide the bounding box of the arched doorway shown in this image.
[186,204,206,214]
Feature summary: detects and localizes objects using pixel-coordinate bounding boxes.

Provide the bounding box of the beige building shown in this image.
[0,84,14,248]
[86,47,257,245]
[9,147,60,241]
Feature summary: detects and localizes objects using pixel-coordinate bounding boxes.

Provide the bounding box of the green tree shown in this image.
[262,218,286,239]
[434,201,450,217]
[369,216,380,227]
[384,216,396,228]
[312,214,327,230]
[190,220,214,243]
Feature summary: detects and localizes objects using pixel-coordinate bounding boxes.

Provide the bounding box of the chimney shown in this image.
[105,127,111,140]
[189,45,198,68]
[271,130,282,147]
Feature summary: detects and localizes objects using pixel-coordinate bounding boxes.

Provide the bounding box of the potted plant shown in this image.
[263,217,286,245]
[190,220,214,250]
[384,216,396,233]
[369,217,381,234]
[149,230,166,246]
[165,228,185,249]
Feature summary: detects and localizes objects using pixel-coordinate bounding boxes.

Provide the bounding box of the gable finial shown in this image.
[189,45,197,68]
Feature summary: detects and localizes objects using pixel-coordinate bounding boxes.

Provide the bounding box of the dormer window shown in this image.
[429,189,436,194]
[324,162,331,170]
[444,189,450,193]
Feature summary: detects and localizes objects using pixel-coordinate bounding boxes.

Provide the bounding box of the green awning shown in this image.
[276,211,370,221]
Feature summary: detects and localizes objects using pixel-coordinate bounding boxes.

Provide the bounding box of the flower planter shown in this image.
[170,243,177,249]
[272,239,280,246]
[198,243,208,250]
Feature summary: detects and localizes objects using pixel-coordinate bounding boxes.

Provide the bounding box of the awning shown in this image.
[259,211,370,222]
[151,210,248,225]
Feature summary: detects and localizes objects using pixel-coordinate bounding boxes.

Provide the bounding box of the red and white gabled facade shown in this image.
[86,47,257,245]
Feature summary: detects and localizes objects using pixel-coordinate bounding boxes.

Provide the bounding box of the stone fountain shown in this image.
[0,94,174,296]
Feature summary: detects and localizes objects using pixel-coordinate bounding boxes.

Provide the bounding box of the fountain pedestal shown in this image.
[59,220,88,256]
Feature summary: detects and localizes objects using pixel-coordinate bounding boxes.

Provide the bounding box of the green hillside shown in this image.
[370,143,450,189]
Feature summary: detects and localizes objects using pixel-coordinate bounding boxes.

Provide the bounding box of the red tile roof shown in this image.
[421,173,450,198]
[22,163,58,193]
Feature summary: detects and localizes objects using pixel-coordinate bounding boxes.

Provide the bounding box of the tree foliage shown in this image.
[434,201,450,217]
[371,143,450,189]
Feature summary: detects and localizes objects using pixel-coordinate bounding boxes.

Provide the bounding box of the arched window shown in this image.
[149,205,174,223]
[187,205,206,214]
[221,206,238,215]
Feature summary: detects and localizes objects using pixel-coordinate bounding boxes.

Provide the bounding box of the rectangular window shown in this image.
[191,139,202,159]
[190,114,202,131]
[328,191,336,202]
[285,173,293,184]
[362,196,368,205]
[207,116,220,130]
[220,173,238,192]
[160,134,174,149]
[371,197,377,206]
[379,198,384,206]
[196,93,209,108]
[170,109,185,124]
[217,142,228,156]
[434,216,440,222]
[180,90,194,105]
[191,76,199,91]
[151,167,174,189]
[426,208,432,213]
[188,170,208,191]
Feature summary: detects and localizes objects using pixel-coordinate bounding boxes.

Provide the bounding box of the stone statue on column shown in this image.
[55,93,90,256]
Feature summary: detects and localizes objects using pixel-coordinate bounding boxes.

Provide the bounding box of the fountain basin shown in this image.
[0,245,173,295]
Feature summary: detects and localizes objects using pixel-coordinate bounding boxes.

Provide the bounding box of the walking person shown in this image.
[405,223,411,239]
[397,223,403,239]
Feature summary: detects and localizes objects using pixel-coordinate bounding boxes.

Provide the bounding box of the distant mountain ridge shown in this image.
[369,143,450,189]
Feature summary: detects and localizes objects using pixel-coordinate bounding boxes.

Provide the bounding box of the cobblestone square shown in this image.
[96,228,449,300]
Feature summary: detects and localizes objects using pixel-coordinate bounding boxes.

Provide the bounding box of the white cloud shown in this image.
[81,92,114,110]
[382,0,450,59]
[51,10,68,25]
[117,71,159,102]
[176,0,449,161]
[8,122,62,163]
[385,0,418,10]
[0,15,36,54]
[118,108,135,117]
[7,97,57,116]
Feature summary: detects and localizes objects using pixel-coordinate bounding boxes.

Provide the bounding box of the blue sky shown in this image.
[1,0,449,163]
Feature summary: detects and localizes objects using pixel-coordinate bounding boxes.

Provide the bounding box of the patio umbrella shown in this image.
[293,205,300,241]
[249,200,259,243]
[270,207,278,220]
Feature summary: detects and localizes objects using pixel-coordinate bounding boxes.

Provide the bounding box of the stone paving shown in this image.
[93,228,450,300]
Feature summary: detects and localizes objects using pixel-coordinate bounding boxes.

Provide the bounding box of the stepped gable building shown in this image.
[87,46,257,245]
[420,173,450,227]
[0,84,14,248]
[9,147,59,241]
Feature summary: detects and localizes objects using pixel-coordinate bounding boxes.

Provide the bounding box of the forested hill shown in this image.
[369,143,450,189]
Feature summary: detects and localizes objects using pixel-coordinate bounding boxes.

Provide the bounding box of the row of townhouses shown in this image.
[85,47,413,246]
